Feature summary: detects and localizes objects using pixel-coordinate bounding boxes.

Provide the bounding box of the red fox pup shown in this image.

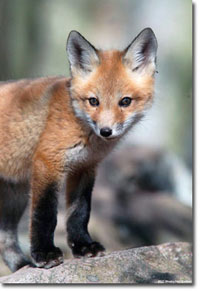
[0,28,157,270]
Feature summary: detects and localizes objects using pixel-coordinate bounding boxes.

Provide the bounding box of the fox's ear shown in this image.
[66,31,99,75]
[123,28,158,75]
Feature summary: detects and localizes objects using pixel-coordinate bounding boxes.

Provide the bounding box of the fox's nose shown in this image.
[100,127,112,137]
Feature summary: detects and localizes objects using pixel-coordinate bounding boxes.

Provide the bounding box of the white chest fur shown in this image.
[65,134,118,169]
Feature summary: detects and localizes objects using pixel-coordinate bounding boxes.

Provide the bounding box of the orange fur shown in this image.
[0,50,155,183]
[71,50,154,128]
[0,28,157,269]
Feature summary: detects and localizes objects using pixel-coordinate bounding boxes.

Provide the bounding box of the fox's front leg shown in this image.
[30,161,63,268]
[66,168,105,258]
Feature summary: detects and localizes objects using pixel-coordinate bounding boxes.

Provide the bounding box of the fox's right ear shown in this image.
[66,31,99,76]
[123,28,158,75]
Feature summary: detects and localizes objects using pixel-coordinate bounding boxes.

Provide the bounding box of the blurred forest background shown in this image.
[0,0,192,276]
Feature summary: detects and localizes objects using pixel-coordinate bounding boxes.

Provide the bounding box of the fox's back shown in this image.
[0,77,65,181]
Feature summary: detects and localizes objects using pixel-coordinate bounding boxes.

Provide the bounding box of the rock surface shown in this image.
[0,242,192,284]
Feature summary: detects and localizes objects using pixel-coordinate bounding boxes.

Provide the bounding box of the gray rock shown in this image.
[0,242,192,284]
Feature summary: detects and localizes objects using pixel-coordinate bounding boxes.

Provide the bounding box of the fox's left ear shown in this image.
[66,31,99,76]
[123,28,158,75]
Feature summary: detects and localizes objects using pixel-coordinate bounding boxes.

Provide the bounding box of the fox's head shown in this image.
[66,28,157,141]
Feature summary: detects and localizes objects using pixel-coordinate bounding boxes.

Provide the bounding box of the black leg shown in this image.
[66,169,105,258]
[0,178,31,272]
[30,182,63,268]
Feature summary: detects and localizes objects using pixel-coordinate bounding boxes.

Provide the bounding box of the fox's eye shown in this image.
[88,97,99,107]
[119,97,132,107]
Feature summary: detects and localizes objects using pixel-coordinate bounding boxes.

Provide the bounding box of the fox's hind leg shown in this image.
[0,178,30,272]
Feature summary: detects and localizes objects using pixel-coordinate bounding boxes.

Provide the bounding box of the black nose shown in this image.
[100,127,112,137]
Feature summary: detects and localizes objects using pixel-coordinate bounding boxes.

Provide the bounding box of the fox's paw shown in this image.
[31,247,63,269]
[71,241,105,258]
